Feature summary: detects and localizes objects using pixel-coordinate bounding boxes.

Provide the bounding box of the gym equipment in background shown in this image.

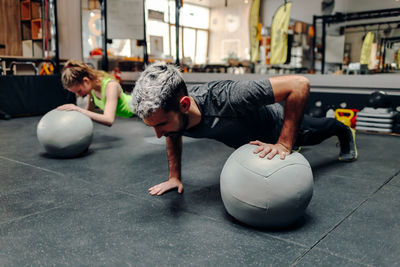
[335,109,355,128]
[356,92,396,133]
[0,110,11,120]
[393,110,400,134]
[308,100,326,118]
[220,144,313,229]
[335,108,359,128]
[37,109,93,158]
[356,107,397,133]
[325,104,336,118]
[39,62,55,75]
[367,91,391,109]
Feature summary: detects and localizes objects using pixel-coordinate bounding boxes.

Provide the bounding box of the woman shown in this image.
[58,60,134,126]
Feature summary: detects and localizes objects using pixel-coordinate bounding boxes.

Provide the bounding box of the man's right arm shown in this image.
[148,135,184,196]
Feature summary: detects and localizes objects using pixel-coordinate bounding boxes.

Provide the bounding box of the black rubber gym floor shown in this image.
[1,116,399,266]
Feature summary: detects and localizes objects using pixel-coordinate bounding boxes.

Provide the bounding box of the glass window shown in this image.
[183,28,196,64]
[146,0,169,14]
[168,1,176,24]
[196,30,208,64]
[81,0,210,64]
[170,25,183,60]
[82,9,102,57]
[147,20,170,57]
[168,2,209,29]
[180,4,209,29]
[109,39,131,57]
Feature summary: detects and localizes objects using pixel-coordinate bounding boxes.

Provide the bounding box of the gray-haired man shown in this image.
[131,62,357,196]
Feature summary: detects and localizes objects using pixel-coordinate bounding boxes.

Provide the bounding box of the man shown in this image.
[131,62,357,196]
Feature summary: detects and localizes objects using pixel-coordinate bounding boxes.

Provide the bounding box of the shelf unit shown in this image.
[20,0,50,58]
[20,0,31,20]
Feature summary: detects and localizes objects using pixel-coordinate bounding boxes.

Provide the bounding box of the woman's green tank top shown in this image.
[91,76,134,118]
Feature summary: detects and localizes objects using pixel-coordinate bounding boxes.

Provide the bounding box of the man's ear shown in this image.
[179,96,191,113]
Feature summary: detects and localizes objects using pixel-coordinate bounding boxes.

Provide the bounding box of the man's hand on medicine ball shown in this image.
[250,140,291,160]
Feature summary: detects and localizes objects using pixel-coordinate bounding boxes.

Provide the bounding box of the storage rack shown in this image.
[312,8,400,74]
[19,0,60,73]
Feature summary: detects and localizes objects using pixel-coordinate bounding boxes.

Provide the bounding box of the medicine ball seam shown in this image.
[226,193,269,210]
[233,158,311,179]
[225,164,313,209]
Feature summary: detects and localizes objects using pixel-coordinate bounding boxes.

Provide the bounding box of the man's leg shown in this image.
[295,115,357,161]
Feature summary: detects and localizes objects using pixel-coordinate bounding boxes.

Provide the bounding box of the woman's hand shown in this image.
[57,104,82,112]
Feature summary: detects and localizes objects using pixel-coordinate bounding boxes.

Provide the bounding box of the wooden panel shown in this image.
[0,0,22,56]
[57,0,82,60]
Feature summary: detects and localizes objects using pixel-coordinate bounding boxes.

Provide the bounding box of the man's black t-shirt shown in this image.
[183,80,284,148]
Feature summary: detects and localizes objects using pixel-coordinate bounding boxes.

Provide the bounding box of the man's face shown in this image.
[143,108,188,138]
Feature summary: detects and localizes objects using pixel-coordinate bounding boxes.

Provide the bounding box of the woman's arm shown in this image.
[57,81,121,126]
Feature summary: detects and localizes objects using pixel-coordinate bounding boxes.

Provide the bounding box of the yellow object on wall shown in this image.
[398,49,400,68]
[270,2,292,65]
[360,32,374,65]
[249,0,261,63]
